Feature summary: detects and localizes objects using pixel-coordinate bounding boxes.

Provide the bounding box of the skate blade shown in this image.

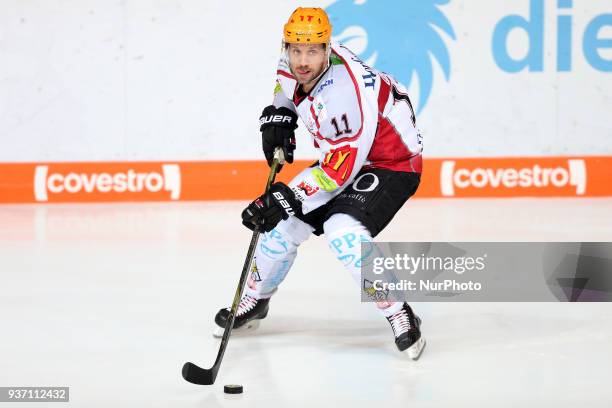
[403,337,426,360]
[212,319,261,338]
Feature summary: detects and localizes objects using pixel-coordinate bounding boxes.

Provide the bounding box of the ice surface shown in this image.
[1,198,611,407]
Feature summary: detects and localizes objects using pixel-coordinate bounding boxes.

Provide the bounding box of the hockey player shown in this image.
[215,7,425,359]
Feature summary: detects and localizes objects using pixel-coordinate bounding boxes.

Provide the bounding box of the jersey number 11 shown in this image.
[331,114,352,136]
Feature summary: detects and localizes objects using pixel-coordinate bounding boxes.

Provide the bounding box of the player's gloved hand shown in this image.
[241,182,302,232]
[260,105,298,169]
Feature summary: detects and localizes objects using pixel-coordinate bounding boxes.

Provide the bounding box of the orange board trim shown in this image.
[1,156,611,203]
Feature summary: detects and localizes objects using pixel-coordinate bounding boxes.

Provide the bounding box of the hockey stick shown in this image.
[182,148,285,385]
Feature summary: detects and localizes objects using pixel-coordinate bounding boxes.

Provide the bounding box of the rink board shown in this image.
[1,156,612,203]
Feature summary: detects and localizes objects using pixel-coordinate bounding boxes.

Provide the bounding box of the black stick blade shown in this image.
[182,362,217,385]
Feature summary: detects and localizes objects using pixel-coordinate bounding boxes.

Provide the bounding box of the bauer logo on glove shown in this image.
[241,183,302,232]
[272,191,295,216]
[260,105,298,169]
[259,114,295,126]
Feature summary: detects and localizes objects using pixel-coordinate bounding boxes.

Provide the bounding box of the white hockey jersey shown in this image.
[273,42,423,214]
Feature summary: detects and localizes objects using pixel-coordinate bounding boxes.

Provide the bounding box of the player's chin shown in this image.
[297,74,315,85]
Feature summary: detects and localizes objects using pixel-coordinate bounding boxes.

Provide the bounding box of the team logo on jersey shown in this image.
[326,0,456,113]
[312,95,328,120]
[321,145,358,186]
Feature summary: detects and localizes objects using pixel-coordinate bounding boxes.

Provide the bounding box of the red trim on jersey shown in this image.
[369,75,421,172]
[293,83,313,105]
[367,116,422,173]
[310,104,320,129]
[276,69,304,105]
[293,91,307,106]
[277,69,295,80]
[410,154,423,173]
[377,76,392,114]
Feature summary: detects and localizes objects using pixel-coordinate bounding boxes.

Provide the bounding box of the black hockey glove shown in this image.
[241,182,302,232]
[260,105,298,169]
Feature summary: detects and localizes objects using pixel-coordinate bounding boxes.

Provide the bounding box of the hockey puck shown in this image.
[224,384,243,394]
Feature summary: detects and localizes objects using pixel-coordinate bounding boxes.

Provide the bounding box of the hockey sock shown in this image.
[324,213,403,317]
[244,216,313,299]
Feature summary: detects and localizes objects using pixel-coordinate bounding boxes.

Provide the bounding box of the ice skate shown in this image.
[386,303,426,360]
[213,294,270,338]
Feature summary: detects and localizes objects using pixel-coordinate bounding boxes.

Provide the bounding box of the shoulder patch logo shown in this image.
[273,79,282,95]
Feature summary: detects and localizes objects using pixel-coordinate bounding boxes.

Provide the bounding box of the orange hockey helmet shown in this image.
[283,7,332,44]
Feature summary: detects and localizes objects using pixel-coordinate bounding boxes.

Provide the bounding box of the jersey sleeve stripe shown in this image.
[309,104,320,129]
[377,76,392,114]
[277,69,295,79]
